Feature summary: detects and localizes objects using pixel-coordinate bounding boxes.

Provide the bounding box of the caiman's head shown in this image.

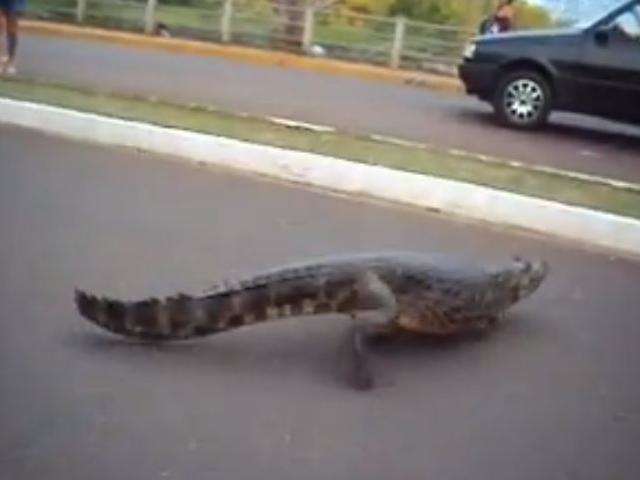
[507,257,549,302]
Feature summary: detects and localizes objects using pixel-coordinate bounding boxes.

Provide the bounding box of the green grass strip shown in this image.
[1,76,639,219]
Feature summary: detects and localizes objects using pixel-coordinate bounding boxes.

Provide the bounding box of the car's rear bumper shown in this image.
[458,61,496,99]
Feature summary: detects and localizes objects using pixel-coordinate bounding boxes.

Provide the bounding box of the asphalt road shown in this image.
[17,33,640,183]
[1,124,640,480]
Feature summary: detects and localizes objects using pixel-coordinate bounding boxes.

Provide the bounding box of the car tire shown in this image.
[493,70,552,129]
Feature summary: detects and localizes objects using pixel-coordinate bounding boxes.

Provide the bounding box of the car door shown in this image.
[578,1,640,122]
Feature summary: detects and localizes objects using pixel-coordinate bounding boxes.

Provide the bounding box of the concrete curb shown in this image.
[23,20,463,95]
[1,97,638,256]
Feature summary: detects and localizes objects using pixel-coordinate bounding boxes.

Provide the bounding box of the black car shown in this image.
[459,0,640,129]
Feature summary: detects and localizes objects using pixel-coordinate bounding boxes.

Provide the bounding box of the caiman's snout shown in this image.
[512,258,549,300]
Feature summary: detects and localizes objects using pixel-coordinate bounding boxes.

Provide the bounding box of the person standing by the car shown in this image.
[479,0,516,35]
[0,0,26,76]
[493,0,516,33]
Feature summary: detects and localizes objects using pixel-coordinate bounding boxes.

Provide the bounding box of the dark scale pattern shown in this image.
[312,300,334,314]
[129,299,161,334]
[273,277,328,316]
[227,314,245,328]
[165,294,195,336]
[201,294,223,329]
[323,276,358,313]
[202,293,238,330]
[238,287,271,323]
[102,299,128,335]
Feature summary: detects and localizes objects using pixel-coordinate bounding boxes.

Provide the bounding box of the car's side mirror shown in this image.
[594,26,610,46]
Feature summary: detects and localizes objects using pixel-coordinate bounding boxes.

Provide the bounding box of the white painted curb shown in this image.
[1,98,639,256]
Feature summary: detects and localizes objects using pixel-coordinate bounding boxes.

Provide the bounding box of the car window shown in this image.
[612,6,640,40]
[573,1,630,28]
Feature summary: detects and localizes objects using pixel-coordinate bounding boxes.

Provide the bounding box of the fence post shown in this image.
[302,5,315,52]
[221,0,233,43]
[144,0,158,35]
[76,0,87,23]
[390,16,406,69]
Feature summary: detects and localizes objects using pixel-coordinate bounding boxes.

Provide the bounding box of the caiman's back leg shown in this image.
[341,270,398,390]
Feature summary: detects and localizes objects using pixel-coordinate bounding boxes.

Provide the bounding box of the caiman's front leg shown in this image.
[346,271,398,390]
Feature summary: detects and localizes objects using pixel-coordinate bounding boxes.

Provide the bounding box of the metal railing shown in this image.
[25,0,475,75]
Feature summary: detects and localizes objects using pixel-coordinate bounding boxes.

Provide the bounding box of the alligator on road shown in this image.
[75,252,548,390]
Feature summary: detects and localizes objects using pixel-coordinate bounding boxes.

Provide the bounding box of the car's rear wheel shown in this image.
[493,70,552,129]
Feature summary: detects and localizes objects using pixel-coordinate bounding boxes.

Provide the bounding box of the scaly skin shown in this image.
[75,252,548,389]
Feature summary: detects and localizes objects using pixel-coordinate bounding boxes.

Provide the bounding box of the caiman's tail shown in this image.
[74,276,343,341]
[75,289,239,341]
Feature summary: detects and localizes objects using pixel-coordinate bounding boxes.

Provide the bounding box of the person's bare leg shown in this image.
[0,12,7,65]
[4,12,18,75]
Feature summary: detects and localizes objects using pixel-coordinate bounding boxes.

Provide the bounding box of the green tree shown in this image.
[345,0,395,15]
[514,2,555,29]
[387,0,462,23]
[381,0,553,29]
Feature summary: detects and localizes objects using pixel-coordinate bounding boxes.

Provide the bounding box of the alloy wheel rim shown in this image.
[503,79,545,124]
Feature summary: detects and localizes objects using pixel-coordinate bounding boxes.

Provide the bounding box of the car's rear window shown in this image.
[569,0,630,28]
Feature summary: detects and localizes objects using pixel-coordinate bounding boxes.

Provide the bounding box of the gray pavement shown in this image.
[1,124,640,480]
[17,33,640,183]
